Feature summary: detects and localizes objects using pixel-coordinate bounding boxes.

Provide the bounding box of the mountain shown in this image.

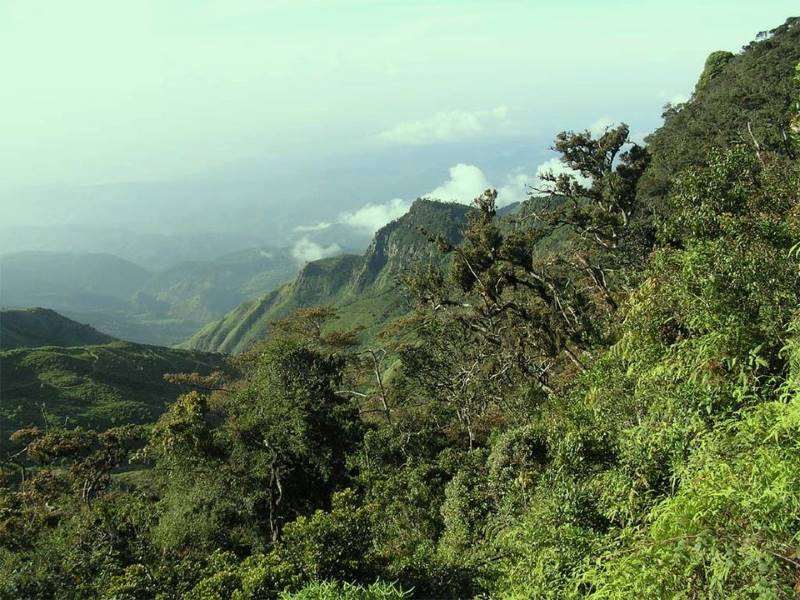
[140,246,299,323]
[0,224,269,270]
[0,307,115,349]
[641,16,800,201]
[0,339,224,448]
[0,246,304,345]
[184,199,471,353]
[0,251,151,312]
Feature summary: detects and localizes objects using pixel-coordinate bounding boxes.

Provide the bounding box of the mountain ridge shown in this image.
[0,307,116,349]
[183,199,471,353]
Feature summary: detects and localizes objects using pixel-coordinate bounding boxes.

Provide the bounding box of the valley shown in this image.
[0,246,300,346]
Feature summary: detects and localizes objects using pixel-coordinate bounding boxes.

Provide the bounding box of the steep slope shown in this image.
[184,199,471,353]
[0,340,225,448]
[641,17,800,200]
[0,307,115,349]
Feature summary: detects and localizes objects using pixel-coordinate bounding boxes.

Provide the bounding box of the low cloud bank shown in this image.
[291,237,342,263]
[294,116,629,237]
[339,198,411,232]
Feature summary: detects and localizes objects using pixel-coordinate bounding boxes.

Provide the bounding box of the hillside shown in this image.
[0,308,115,349]
[0,340,224,449]
[184,199,471,353]
[3,16,800,600]
[641,16,800,200]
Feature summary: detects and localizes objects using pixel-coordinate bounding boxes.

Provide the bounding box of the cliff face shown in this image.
[183,199,470,354]
[353,199,469,291]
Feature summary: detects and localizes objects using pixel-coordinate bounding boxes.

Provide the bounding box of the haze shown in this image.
[1,0,796,261]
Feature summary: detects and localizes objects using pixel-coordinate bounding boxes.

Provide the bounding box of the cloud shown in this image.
[291,161,554,239]
[259,250,274,259]
[293,221,332,232]
[630,130,648,145]
[589,116,616,137]
[534,157,591,191]
[497,170,536,206]
[425,163,492,204]
[657,90,691,107]
[377,106,510,145]
[291,236,341,263]
[339,198,411,232]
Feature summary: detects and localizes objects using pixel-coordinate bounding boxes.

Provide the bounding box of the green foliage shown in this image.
[280,581,409,600]
[0,340,224,450]
[147,340,361,553]
[275,489,374,582]
[0,307,115,350]
[3,21,800,599]
[584,388,800,598]
[642,17,800,201]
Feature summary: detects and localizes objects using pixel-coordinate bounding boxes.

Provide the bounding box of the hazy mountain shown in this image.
[0,247,305,345]
[141,247,300,323]
[0,225,271,270]
[0,251,151,312]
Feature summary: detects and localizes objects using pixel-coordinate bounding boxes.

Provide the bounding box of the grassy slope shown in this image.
[0,340,224,448]
[0,308,115,350]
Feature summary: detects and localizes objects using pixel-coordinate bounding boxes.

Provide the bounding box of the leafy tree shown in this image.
[147,341,361,553]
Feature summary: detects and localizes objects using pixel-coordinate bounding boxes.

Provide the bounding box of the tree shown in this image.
[146,340,362,552]
[401,125,649,445]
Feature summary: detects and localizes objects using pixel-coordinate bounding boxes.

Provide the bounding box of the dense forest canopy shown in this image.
[1,17,800,600]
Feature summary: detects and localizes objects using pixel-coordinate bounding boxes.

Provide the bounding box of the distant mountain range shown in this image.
[0,245,302,345]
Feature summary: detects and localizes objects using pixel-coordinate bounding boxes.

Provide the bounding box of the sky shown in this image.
[1,0,797,253]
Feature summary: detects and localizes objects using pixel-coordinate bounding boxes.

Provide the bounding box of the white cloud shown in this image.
[497,170,535,206]
[630,130,648,145]
[589,116,616,137]
[377,106,510,145]
[293,221,332,232]
[259,250,274,259]
[291,160,562,239]
[535,157,591,191]
[339,198,411,232]
[291,236,341,263]
[657,89,691,107]
[425,163,492,204]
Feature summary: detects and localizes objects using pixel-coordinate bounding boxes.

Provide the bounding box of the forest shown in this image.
[2,17,800,599]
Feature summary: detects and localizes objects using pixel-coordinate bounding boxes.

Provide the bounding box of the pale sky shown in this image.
[2,0,797,193]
